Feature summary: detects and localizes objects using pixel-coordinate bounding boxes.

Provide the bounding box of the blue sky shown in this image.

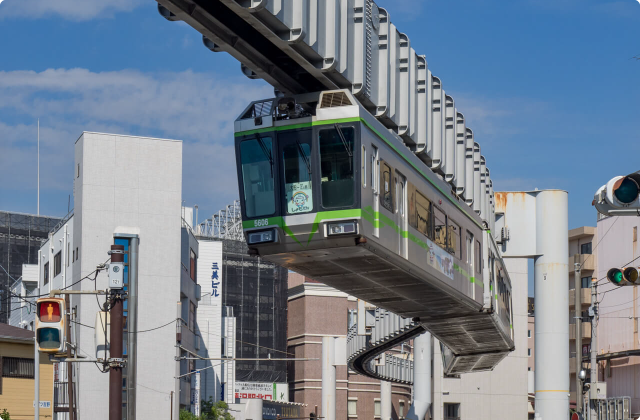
[0,0,639,296]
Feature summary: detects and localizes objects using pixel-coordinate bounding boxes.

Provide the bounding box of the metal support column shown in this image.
[534,190,570,420]
[406,332,432,420]
[322,337,336,420]
[574,259,583,414]
[380,380,392,420]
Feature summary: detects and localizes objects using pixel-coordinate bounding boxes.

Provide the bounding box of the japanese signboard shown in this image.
[234,382,289,402]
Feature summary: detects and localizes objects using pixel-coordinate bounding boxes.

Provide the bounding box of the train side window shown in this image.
[371,146,378,193]
[415,191,432,238]
[475,240,482,274]
[380,161,394,212]
[433,206,447,249]
[447,219,461,259]
[362,146,366,188]
[466,232,473,265]
[319,126,355,208]
[408,183,417,229]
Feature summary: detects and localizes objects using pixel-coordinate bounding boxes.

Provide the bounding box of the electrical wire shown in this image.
[197,327,295,357]
[579,217,619,269]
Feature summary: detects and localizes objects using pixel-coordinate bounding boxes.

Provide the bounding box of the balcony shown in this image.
[54,381,76,413]
[569,323,591,340]
[569,254,595,273]
[569,289,592,309]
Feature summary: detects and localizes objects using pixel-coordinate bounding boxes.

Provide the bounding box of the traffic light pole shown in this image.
[574,260,582,415]
[66,293,74,420]
[589,280,598,420]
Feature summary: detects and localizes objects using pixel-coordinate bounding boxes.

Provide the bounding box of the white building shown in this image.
[71,132,184,420]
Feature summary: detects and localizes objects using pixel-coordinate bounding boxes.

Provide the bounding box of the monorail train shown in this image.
[233,90,514,374]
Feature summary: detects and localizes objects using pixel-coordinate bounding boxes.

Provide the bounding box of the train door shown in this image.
[396,171,407,258]
[371,146,380,237]
[467,231,474,299]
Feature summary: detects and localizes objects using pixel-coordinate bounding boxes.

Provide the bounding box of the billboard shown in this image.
[234,382,289,402]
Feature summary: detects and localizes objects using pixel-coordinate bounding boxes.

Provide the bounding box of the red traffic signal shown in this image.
[38,301,62,322]
[35,297,66,353]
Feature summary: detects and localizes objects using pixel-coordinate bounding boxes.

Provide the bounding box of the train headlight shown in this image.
[327,221,358,236]
[248,229,277,245]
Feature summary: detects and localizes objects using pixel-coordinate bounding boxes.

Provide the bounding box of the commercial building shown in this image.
[287,273,411,420]
[595,215,640,417]
[194,202,289,405]
[0,323,54,420]
[0,211,61,323]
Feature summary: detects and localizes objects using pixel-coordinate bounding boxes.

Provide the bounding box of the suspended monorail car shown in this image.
[234,90,514,374]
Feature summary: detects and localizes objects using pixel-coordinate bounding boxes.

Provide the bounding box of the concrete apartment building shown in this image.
[568,226,597,408]
[595,215,640,417]
[287,273,412,420]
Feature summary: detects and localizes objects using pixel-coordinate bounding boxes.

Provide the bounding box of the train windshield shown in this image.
[281,132,313,215]
[240,137,275,218]
[319,126,355,208]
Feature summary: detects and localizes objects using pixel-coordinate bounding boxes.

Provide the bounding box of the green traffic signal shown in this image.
[607,268,623,285]
[37,328,61,350]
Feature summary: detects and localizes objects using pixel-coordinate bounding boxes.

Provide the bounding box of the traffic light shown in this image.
[606,267,640,286]
[593,171,640,216]
[35,297,66,353]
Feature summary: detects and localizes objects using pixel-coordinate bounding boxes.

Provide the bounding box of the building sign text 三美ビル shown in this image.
[211,262,220,297]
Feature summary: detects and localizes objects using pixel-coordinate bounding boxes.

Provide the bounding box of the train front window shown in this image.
[240,137,275,218]
[282,137,313,215]
[319,126,355,208]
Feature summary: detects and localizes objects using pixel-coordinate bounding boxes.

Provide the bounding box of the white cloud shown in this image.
[0,68,272,216]
[0,0,146,20]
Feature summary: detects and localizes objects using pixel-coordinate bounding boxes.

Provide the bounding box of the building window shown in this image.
[528,330,531,338]
[77,164,80,178]
[54,251,62,277]
[2,357,35,379]
[528,367,531,371]
[190,249,197,282]
[76,247,79,261]
[580,242,592,255]
[581,276,591,289]
[399,401,405,418]
[189,301,196,332]
[43,262,49,286]
[444,403,460,420]
[528,348,531,357]
[374,400,381,418]
[348,310,357,328]
[347,399,357,417]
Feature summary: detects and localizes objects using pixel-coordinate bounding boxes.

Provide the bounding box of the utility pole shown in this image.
[574,259,582,415]
[37,118,39,216]
[34,336,39,420]
[589,279,598,420]
[66,293,74,420]
[109,244,125,420]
